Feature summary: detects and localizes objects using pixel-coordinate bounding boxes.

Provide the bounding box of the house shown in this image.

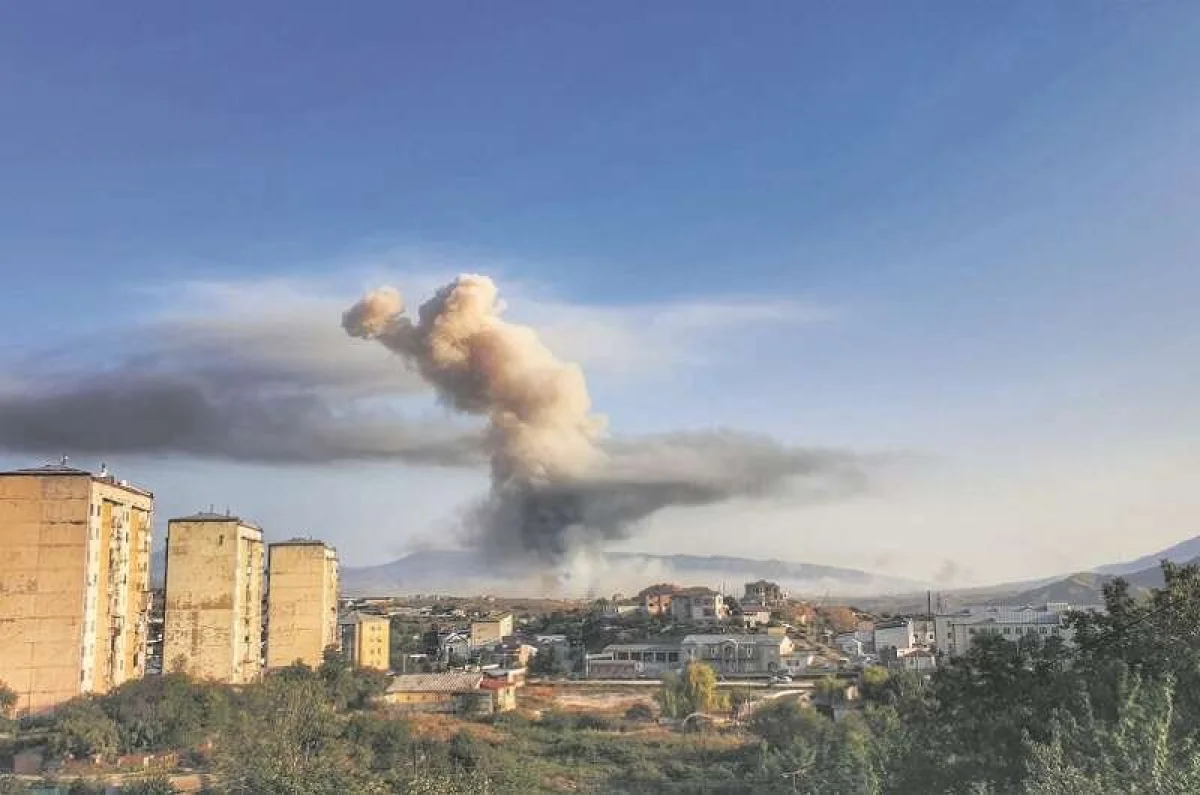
[837,637,865,658]
[873,619,916,655]
[438,630,471,664]
[670,587,728,624]
[600,643,686,677]
[598,599,641,617]
[470,613,514,648]
[900,649,937,672]
[638,583,678,617]
[681,633,795,676]
[739,606,773,628]
[781,653,816,675]
[743,580,786,607]
[381,671,515,715]
[484,641,536,669]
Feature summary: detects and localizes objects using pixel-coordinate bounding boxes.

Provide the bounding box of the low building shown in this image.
[780,653,816,674]
[439,630,471,664]
[470,612,514,648]
[681,633,795,676]
[599,642,684,678]
[670,587,728,624]
[743,580,786,607]
[339,612,391,671]
[485,640,536,669]
[873,618,916,655]
[837,637,865,658]
[600,600,641,617]
[740,606,773,628]
[381,671,515,715]
[934,603,1099,657]
[900,649,937,672]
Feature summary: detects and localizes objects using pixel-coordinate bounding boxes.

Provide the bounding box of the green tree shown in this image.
[656,662,728,719]
[47,698,120,759]
[212,675,382,795]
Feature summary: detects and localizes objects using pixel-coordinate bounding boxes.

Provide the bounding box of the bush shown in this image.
[624,702,655,722]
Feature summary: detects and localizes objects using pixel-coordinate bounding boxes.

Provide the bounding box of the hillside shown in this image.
[1095,534,1200,576]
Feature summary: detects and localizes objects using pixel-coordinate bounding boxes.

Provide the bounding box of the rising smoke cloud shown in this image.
[343,275,868,564]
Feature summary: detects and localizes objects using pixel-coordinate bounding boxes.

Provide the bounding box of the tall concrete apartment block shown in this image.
[163,513,264,684]
[339,612,391,671]
[265,540,339,669]
[0,463,154,714]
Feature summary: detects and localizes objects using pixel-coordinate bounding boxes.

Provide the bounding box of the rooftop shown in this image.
[386,672,483,693]
[271,537,335,549]
[340,611,389,625]
[0,462,154,497]
[169,511,260,528]
[683,634,788,646]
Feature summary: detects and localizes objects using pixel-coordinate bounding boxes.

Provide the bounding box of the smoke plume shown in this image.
[343,275,868,564]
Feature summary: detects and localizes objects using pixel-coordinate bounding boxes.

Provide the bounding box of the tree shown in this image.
[213,675,381,795]
[47,698,120,759]
[529,645,560,677]
[0,680,16,720]
[656,662,727,719]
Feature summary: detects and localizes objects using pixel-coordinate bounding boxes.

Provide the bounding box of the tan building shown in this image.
[0,463,155,714]
[469,612,514,649]
[338,611,390,671]
[381,671,515,715]
[163,513,264,684]
[265,540,339,669]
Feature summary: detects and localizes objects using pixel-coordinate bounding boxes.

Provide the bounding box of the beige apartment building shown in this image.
[163,513,264,684]
[0,462,154,714]
[338,611,391,671]
[470,612,514,649]
[265,540,339,669]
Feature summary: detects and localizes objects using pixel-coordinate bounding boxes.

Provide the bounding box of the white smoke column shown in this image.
[342,275,608,561]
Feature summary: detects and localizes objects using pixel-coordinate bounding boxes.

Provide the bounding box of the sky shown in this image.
[1,2,1198,587]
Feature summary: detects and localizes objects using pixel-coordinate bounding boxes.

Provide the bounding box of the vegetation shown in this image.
[7,562,1200,792]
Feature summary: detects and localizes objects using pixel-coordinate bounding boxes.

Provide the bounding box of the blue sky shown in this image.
[2,2,1198,586]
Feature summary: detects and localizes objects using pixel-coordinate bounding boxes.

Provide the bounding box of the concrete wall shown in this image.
[265,543,339,669]
[0,473,153,714]
[163,519,264,684]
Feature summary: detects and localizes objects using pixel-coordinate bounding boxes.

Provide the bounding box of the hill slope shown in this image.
[1095,534,1200,576]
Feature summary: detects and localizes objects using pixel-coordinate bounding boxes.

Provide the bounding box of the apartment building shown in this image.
[933,603,1100,657]
[0,462,154,714]
[265,540,339,669]
[339,611,390,671]
[670,587,729,624]
[469,612,514,649]
[163,513,264,683]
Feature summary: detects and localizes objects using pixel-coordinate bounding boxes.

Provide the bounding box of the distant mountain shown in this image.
[1003,556,1195,607]
[339,549,928,598]
[1095,535,1200,576]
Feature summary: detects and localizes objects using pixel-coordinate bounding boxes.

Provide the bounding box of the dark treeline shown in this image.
[4,562,1200,793]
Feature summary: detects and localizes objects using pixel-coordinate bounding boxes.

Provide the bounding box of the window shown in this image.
[1003,627,1011,635]
[1039,627,1048,635]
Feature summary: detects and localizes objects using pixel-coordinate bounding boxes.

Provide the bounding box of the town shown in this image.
[1,459,1105,779]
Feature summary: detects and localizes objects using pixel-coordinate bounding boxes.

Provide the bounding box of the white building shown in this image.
[934,603,1101,657]
[873,619,916,654]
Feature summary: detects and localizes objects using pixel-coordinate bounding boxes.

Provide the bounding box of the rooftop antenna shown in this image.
[99,462,109,478]
[60,455,69,466]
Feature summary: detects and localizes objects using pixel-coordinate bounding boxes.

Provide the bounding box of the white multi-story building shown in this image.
[934,603,1102,657]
